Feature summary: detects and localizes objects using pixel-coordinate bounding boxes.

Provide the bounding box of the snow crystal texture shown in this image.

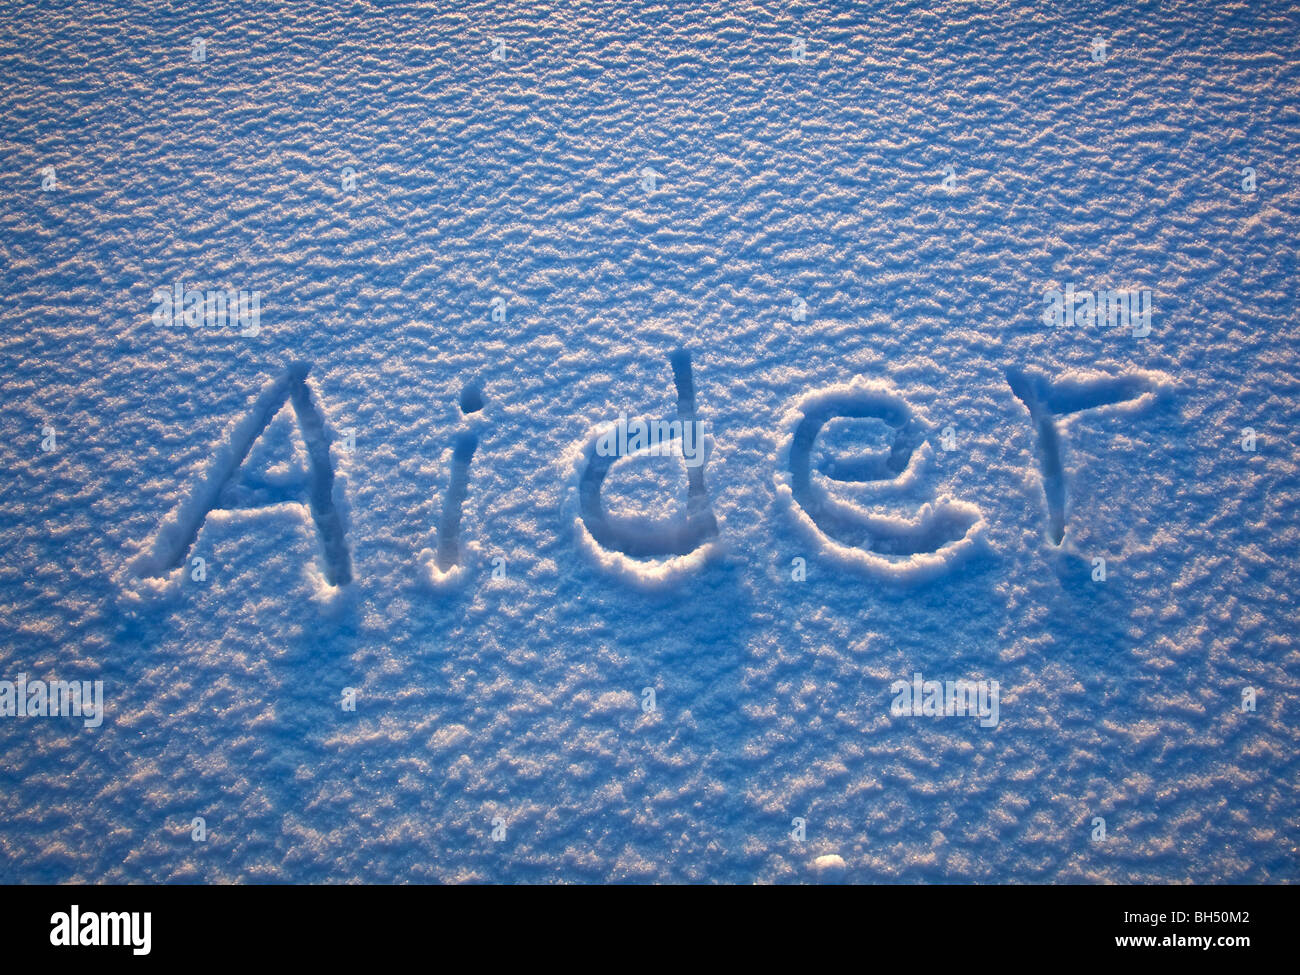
[0,0,1297,883]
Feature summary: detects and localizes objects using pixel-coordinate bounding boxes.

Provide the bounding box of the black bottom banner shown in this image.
[0,883,1281,963]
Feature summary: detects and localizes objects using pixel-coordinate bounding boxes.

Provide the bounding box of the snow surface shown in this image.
[0,0,1297,883]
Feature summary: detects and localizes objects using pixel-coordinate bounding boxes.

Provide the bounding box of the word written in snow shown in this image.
[131,353,1167,588]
